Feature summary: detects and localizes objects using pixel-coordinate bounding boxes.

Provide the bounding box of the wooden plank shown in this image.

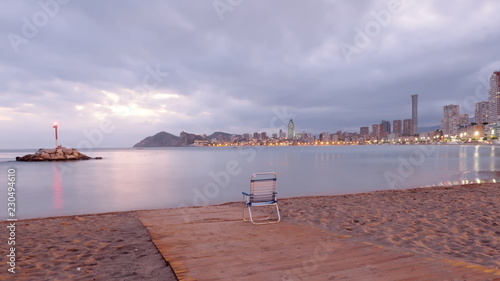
[138,205,500,280]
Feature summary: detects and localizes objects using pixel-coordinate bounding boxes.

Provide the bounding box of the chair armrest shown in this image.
[242,192,251,196]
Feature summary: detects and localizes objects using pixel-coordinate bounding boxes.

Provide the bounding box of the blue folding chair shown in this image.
[242,172,281,225]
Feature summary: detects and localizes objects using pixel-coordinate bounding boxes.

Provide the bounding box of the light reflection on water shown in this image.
[0,145,499,220]
[53,165,63,209]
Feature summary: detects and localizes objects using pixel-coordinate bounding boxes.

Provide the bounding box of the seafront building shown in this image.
[459,114,470,127]
[372,124,381,139]
[488,71,500,124]
[442,105,460,136]
[475,101,489,124]
[403,119,412,136]
[288,119,295,139]
[411,94,418,135]
[360,126,369,137]
[393,120,402,134]
[319,132,330,142]
[381,120,391,134]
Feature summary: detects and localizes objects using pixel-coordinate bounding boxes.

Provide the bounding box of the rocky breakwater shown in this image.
[16,148,93,161]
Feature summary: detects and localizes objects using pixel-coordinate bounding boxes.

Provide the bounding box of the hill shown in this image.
[206,131,238,141]
[133,131,237,147]
[133,131,180,147]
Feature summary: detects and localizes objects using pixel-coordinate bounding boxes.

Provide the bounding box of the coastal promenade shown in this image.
[139,203,500,280]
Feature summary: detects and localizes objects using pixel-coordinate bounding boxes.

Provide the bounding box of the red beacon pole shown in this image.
[53,122,59,148]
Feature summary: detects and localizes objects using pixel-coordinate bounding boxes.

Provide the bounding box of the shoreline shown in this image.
[1,183,498,280]
[4,181,498,222]
[1,141,500,153]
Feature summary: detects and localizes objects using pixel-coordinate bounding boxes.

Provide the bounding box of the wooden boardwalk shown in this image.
[138,205,500,281]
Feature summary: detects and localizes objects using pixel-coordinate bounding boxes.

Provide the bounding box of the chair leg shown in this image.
[275,203,281,223]
[245,204,280,225]
[242,203,251,222]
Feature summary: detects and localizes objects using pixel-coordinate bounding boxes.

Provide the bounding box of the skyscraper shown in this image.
[488,71,500,124]
[372,124,381,138]
[442,105,460,136]
[381,120,391,134]
[411,94,418,135]
[393,120,402,135]
[287,119,295,139]
[403,119,412,136]
[474,101,489,124]
[360,126,369,136]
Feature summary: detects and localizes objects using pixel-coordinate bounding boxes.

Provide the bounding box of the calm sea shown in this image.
[1,145,499,220]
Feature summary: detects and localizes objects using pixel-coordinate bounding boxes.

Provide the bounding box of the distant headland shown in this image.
[133,131,238,147]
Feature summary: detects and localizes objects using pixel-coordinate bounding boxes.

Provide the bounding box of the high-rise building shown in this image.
[403,119,412,136]
[475,101,489,124]
[381,120,391,134]
[459,113,470,126]
[474,101,490,124]
[319,132,330,142]
[280,131,286,140]
[287,119,295,139]
[302,132,309,140]
[442,105,460,136]
[411,94,418,135]
[372,124,380,138]
[360,126,369,136]
[393,120,402,134]
[488,71,500,124]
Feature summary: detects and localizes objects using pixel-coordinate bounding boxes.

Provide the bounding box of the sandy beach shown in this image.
[282,183,500,270]
[0,212,177,281]
[1,183,498,280]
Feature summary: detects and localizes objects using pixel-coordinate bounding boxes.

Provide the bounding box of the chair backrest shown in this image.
[249,172,278,203]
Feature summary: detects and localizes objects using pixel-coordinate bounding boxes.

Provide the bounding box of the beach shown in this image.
[282,183,500,270]
[0,212,177,281]
[1,183,499,280]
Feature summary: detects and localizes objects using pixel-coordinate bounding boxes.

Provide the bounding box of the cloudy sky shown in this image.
[1,0,500,148]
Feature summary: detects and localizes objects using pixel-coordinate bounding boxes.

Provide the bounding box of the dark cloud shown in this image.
[1,0,500,148]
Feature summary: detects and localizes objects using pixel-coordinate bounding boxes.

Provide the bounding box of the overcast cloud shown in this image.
[1,0,500,148]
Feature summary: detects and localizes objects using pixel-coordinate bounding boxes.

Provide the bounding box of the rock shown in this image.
[80,154,91,160]
[50,154,62,160]
[16,147,93,162]
[15,155,30,161]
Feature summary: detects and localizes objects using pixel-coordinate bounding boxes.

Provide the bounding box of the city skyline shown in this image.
[2,1,500,148]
